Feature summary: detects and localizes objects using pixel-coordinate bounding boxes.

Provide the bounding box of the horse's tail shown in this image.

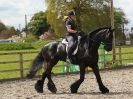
[27,49,44,79]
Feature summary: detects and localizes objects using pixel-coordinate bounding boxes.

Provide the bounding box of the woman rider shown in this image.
[64,10,79,63]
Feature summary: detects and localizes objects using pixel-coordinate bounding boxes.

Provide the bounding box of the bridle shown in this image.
[88,30,113,46]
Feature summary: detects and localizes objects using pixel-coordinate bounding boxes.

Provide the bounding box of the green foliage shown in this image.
[114,8,128,44]
[114,8,128,29]
[0,21,18,39]
[32,40,51,49]
[0,27,17,39]
[45,0,128,44]
[45,0,111,36]
[0,40,54,51]
[0,21,6,32]
[23,33,38,43]
[0,43,34,51]
[129,34,133,44]
[28,11,49,36]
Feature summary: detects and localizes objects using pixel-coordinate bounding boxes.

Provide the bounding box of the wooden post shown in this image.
[119,46,122,65]
[103,49,106,68]
[25,14,28,31]
[110,0,116,63]
[66,62,70,73]
[19,53,24,78]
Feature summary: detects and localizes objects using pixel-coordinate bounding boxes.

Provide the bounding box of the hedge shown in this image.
[0,40,57,51]
[32,40,52,49]
[0,43,34,51]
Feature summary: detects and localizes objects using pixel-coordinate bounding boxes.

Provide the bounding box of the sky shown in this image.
[0,0,46,30]
[0,0,133,31]
[114,0,133,31]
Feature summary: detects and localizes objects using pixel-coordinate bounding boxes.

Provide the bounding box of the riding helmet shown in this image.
[68,10,76,16]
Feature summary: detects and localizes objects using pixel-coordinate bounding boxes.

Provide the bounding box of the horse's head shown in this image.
[102,27,115,52]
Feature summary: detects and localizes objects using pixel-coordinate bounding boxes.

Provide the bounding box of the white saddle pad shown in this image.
[62,36,81,55]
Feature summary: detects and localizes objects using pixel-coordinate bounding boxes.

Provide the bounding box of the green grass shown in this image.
[0,46,133,80]
[0,50,37,79]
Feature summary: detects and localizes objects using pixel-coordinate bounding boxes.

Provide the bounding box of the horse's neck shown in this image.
[89,33,101,52]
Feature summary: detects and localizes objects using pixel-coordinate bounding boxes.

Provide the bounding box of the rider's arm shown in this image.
[66,25,77,33]
[66,20,77,33]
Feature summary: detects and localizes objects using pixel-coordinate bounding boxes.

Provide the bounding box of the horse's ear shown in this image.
[109,27,112,30]
[111,28,115,32]
[109,27,115,32]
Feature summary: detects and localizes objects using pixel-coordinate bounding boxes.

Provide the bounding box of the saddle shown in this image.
[62,36,81,55]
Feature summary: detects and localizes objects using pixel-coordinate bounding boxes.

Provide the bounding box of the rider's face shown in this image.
[71,15,76,21]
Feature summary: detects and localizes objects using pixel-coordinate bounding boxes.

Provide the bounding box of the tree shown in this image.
[45,0,111,37]
[0,21,6,32]
[114,8,128,44]
[28,11,49,36]
[44,0,128,42]
[129,33,133,44]
[0,27,17,39]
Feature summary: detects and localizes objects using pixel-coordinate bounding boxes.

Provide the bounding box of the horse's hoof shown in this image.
[35,80,44,93]
[100,86,109,94]
[47,82,57,93]
[70,84,78,93]
[71,90,77,93]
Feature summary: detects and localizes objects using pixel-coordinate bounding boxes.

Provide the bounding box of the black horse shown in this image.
[27,27,114,94]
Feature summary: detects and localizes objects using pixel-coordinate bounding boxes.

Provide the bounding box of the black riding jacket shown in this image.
[65,17,77,32]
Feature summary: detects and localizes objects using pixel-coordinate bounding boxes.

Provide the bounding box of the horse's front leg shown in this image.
[70,65,85,93]
[92,64,109,94]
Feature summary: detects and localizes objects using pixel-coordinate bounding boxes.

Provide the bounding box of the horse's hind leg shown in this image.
[46,61,57,93]
[35,71,47,93]
[35,60,58,93]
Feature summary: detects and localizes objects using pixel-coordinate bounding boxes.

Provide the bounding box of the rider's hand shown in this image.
[77,31,84,36]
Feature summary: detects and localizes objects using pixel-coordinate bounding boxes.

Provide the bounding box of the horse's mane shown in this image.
[80,27,109,42]
[89,27,109,38]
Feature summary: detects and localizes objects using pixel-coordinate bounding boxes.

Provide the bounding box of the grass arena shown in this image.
[0,67,133,99]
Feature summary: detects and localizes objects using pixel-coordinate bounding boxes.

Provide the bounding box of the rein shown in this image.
[87,28,113,46]
[88,37,112,46]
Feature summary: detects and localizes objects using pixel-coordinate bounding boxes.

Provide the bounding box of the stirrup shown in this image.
[66,57,71,63]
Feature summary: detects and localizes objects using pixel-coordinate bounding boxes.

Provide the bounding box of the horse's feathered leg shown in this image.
[70,65,86,93]
[35,71,47,93]
[46,61,58,93]
[92,64,109,94]
[35,59,58,93]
